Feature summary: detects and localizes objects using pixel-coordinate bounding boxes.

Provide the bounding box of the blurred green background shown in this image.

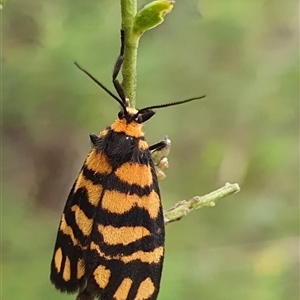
[2,0,299,299]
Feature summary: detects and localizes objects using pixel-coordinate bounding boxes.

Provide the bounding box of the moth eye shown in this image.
[135,115,143,123]
[118,111,125,119]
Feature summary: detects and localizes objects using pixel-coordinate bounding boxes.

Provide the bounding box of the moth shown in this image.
[50,30,205,300]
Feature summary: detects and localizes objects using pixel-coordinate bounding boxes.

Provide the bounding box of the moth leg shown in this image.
[149,141,167,152]
[150,137,171,180]
[112,29,126,103]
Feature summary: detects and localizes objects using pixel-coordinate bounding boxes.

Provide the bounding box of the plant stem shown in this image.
[164,183,240,224]
[120,0,138,107]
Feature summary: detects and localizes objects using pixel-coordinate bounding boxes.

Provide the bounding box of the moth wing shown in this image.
[84,156,165,300]
[50,149,108,293]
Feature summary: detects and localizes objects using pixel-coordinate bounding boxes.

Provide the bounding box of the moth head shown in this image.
[118,107,155,124]
[117,96,207,124]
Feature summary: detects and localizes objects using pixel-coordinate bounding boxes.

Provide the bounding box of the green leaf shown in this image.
[132,0,174,37]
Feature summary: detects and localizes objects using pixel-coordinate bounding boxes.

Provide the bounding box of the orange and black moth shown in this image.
[50,30,205,300]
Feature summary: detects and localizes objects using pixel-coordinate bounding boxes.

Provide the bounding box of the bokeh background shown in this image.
[2,0,299,299]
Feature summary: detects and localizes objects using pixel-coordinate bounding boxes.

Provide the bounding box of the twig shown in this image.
[164,183,241,224]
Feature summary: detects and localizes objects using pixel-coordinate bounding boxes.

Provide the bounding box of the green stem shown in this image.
[120,0,138,107]
[164,183,241,224]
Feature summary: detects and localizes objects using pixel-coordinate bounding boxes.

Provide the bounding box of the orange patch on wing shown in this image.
[98,225,151,246]
[90,242,163,265]
[74,172,103,206]
[113,278,133,300]
[120,247,164,264]
[136,277,155,299]
[54,247,63,273]
[71,205,93,236]
[77,259,85,280]
[62,256,71,281]
[85,149,112,174]
[101,190,160,219]
[93,265,111,289]
[114,163,152,187]
[59,214,77,245]
[138,139,148,151]
[111,119,144,138]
